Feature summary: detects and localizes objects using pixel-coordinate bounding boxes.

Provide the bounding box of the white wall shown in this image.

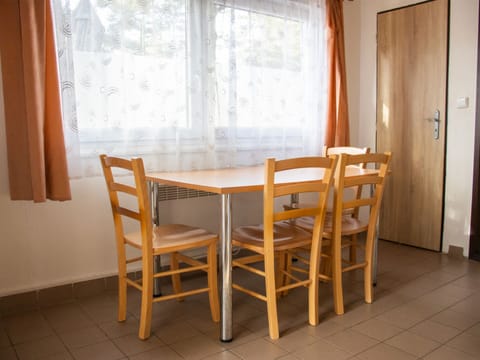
[344,0,479,257]
[0,56,263,296]
[0,0,478,297]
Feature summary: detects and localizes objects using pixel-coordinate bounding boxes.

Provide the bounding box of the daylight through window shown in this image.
[53,0,327,176]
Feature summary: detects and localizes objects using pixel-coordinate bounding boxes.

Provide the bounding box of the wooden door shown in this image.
[376,0,449,251]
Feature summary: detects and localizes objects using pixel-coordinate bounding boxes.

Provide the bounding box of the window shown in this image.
[53,0,327,176]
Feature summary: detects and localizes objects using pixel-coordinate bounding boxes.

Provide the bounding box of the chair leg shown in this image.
[264,250,279,340]
[170,252,184,302]
[364,262,373,304]
[117,255,128,322]
[332,235,345,315]
[117,274,127,322]
[308,240,320,326]
[364,233,374,304]
[138,268,153,340]
[207,242,220,322]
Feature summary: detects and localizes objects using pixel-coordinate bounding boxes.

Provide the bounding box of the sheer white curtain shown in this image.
[53,0,327,176]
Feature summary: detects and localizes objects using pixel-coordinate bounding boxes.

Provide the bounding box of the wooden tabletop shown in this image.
[146,165,375,195]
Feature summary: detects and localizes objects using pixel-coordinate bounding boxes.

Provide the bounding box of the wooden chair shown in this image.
[231,155,337,340]
[100,155,220,340]
[290,152,391,315]
[322,146,370,262]
[285,146,370,263]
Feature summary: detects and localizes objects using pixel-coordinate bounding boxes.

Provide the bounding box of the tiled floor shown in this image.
[1,240,480,360]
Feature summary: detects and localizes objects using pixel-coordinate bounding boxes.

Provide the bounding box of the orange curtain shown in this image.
[0,0,71,202]
[324,0,350,147]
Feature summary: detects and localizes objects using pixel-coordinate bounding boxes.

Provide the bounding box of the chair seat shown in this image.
[233,221,313,250]
[295,214,368,237]
[125,224,217,251]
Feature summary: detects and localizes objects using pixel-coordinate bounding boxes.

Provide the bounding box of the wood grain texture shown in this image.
[376,0,448,251]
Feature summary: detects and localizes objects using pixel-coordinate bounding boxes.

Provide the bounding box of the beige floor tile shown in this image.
[265,328,318,352]
[169,334,227,359]
[128,345,184,360]
[276,355,302,360]
[375,305,423,329]
[185,312,221,334]
[449,294,480,317]
[37,351,74,359]
[450,275,480,290]
[423,345,479,360]
[0,291,38,316]
[423,269,463,285]
[358,292,410,317]
[98,316,139,339]
[112,333,164,356]
[409,319,461,343]
[325,329,379,355]
[0,346,17,360]
[236,313,270,335]
[330,304,377,328]
[430,309,480,331]
[292,338,352,360]
[446,332,480,358]
[0,327,11,347]
[356,343,417,360]
[385,330,441,357]
[153,320,202,344]
[5,311,54,344]
[424,282,476,302]
[390,275,446,299]
[230,338,288,360]
[42,304,94,332]
[59,325,108,349]
[203,323,259,349]
[2,241,480,360]
[465,322,480,337]
[201,350,243,360]
[14,335,67,360]
[351,318,403,341]
[70,340,125,360]
[79,303,118,324]
[301,317,346,338]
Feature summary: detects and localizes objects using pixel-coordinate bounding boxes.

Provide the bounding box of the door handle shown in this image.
[433,109,440,140]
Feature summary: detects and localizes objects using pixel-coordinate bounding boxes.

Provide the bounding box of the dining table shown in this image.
[146,163,378,342]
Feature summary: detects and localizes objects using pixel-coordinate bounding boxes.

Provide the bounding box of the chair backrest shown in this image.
[100,155,153,258]
[264,156,338,246]
[322,146,371,216]
[332,152,392,236]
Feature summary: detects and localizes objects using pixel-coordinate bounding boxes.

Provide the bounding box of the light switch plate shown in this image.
[456,97,469,109]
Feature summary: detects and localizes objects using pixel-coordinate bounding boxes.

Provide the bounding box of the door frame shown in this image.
[469,6,480,261]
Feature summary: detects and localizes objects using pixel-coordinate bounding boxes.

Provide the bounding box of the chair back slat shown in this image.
[100,154,153,252]
[111,182,138,196]
[274,181,327,198]
[332,152,392,231]
[115,206,141,220]
[343,174,382,188]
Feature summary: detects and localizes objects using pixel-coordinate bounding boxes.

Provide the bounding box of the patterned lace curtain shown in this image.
[53,0,327,176]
